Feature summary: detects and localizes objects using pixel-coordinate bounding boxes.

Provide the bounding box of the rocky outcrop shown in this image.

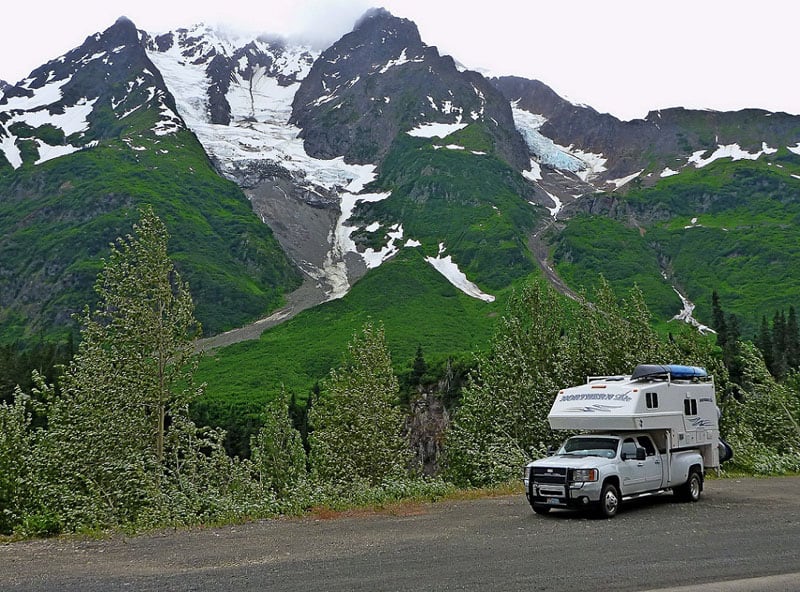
[290,8,529,170]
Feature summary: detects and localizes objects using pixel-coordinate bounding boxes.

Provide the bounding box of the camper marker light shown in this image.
[570,468,598,482]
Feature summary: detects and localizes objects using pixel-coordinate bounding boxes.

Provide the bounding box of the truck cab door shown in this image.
[636,435,664,491]
[618,438,646,494]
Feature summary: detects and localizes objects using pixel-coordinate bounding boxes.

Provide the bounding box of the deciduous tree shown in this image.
[308,322,410,487]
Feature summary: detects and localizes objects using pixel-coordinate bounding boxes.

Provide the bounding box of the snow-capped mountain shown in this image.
[0,16,301,338]
[142,8,532,305]
[2,7,800,345]
[0,17,187,170]
[493,75,800,214]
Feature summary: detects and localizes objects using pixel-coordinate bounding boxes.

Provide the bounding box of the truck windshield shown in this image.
[558,437,618,458]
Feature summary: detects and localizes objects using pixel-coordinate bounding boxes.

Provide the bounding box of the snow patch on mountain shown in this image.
[670,287,714,334]
[5,76,72,110]
[543,190,563,219]
[425,243,495,302]
[688,142,777,168]
[0,75,99,168]
[522,159,542,181]
[148,38,369,192]
[407,121,467,138]
[660,167,680,177]
[609,169,643,189]
[377,48,424,73]
[326,187,393,299]
[0,135,22,168]
[789,143,800,156]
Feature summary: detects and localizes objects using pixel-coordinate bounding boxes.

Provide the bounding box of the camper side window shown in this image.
[684,399,698,415]
[646,392,659,408]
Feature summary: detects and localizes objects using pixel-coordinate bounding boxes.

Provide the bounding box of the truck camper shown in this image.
[523,364,733,518]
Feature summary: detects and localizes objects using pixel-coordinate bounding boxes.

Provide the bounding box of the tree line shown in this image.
[1,208,799,537]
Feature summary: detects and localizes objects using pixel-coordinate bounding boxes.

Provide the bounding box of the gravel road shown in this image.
[2,476,799,592]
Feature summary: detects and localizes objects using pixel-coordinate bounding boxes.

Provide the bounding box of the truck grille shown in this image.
[532,466,567,485]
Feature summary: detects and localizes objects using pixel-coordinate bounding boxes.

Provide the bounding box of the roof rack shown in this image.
[630,364,708,381]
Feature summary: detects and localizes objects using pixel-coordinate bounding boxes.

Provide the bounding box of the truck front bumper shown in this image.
[524,478,603,509]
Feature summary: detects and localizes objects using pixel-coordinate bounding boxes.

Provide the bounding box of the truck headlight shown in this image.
[523,466,533,480]
[569,468,598,482]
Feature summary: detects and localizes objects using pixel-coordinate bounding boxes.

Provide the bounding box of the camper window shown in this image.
[645,392,659,409]
[684,399,698,416]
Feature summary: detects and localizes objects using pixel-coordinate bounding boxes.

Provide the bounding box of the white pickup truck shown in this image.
[523,364,733,518]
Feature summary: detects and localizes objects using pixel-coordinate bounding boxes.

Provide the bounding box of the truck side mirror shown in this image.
[636,447,646,461]
[546,446,557,456]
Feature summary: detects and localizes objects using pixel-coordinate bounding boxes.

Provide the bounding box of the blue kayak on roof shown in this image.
[631,364,708,380]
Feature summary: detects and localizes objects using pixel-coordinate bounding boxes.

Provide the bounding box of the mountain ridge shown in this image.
[1,8,799,350]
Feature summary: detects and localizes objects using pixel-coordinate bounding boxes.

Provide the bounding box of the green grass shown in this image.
[196,248,510,403]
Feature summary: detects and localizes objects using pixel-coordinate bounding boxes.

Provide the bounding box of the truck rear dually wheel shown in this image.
[675,469,702,502]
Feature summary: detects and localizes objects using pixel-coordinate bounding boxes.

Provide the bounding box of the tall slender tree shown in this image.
[787,307,800,371]
[711,291,728,348]
[35,206,210,529]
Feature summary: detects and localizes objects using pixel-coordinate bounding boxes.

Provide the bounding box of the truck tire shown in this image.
[597,482,620,518]
[674,469,702,502]
[531,504,551,515]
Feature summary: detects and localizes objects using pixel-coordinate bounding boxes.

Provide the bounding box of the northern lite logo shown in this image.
[559,391,633,402]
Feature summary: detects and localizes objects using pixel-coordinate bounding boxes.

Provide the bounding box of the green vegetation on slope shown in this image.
[358,128,540,289]
[553,154,800,335]
[194,130,547,454]
[193,248,516,454]
[0,128,301,342]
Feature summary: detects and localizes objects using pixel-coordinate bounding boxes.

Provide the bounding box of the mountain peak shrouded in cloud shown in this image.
[288,7,530,170]
[353,6,393,28]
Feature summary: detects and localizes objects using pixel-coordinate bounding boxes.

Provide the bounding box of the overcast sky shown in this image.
[1,0,797,120]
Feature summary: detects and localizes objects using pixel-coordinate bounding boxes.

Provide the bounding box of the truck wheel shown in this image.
[597,482,620,518]
[675,470,702,502]
[531,504,551,515]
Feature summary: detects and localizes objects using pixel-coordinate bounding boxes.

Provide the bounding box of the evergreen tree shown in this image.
[786,307,800,371]
[755,315,774,373]
[308,322,411,487]
[711,290,728,348]
[724,313,743,383]
[410,344,428,390]
[772,310,788,380]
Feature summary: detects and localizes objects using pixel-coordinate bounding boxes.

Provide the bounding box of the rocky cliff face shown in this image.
[290,8,529,171]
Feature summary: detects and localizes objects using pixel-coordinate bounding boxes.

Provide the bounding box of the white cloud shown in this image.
[1,0,798,120]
